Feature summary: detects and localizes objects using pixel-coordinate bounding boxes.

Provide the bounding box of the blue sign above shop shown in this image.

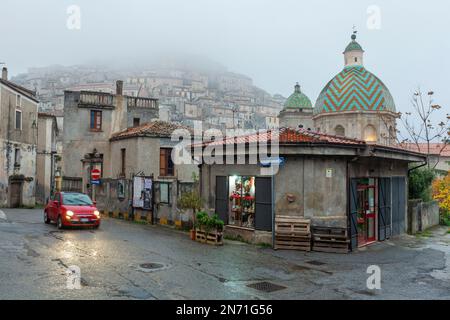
[259,157,285,168]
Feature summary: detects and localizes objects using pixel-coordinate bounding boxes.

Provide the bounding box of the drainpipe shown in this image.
[407,161,428,176]
[271,167,275,249]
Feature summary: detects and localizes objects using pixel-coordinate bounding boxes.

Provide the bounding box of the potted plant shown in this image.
[195,212,224,245]
[178,190,202,240]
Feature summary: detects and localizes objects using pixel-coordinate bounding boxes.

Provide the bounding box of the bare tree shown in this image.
[399,89,450,169]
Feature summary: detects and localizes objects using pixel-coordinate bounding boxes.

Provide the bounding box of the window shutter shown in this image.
[160,149,166,176]
[378,178,391,241]
[215,176,229,224]
[254,177,272,232]
[349,179,358,250]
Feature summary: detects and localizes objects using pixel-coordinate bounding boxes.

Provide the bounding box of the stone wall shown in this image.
[407,200,440,234]
[95,177,195,227]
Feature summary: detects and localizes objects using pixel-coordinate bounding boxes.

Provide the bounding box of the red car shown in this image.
[44,192,101,229]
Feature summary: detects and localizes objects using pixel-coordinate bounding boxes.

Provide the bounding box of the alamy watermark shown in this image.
[367,5,382,30]
[66,5,81,30]
[366,265,381,290]
[66,265,81,290]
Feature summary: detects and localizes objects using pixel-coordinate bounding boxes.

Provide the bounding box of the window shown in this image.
[16,95,21,107]
[364,125,377,142]
[335,125,345,136]
[355,57,358,62]
[228,176,255,229]
[14,148,21,167]
[120,148,126,177]
[160,148,174,176]
[159,182,170,204]
[133,118,140,127]
[62,193,93,206]
[90,110,102,131]
[15,110,22,130]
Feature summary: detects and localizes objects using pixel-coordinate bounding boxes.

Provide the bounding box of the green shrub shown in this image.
[195,212,224,232]
[409,167,436,201]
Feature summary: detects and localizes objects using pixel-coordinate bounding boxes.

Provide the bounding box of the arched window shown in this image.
[364,125,377,142]
[335,125,345,136]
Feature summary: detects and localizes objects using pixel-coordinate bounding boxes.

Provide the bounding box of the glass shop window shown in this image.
[228,176,255,229]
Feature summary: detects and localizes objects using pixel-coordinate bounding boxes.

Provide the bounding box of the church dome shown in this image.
[284,83,312,109]
[315,32,395,115]
[314,66,395,114]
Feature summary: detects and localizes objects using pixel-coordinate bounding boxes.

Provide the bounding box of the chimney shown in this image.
[2,67,7,81]
[116,80,123,96]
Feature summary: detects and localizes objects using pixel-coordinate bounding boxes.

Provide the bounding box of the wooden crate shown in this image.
[195,229,223,246]
[312,227,349,253]
[274,216,311,251]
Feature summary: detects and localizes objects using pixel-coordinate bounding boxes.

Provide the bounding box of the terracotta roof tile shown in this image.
[198,127,366,147]
[399,143,450,157]
[111,120,193,140]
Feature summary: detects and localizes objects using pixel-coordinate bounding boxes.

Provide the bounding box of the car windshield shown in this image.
[62,193,93,206]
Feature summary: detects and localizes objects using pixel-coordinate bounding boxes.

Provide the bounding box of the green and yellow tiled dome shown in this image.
[314,65,396,114]
[284,83,312,110]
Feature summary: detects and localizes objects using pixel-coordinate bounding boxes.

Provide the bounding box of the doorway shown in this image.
[9,181,23,208]
[356,178,377,246]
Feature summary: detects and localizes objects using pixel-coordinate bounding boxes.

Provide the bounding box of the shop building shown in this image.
[95,120,199,226]
[198,128,426,250]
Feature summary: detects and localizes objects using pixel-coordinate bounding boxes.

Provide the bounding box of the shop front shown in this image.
[354,178,377,247]
[349,176,407,249]
[198,128,425,251]
[214,173,273,244]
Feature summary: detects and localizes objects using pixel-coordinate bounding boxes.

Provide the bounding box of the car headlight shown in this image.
[66,210,74,217]
[93,210,100,217]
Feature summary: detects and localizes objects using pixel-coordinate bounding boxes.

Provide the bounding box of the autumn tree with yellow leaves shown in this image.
[433,171,450,224]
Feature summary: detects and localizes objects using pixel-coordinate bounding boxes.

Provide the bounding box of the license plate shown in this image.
[80,218,89,222]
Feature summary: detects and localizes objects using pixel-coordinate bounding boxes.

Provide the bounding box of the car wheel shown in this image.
[93,224,99,230]
[44,211,50,224]
[57,216,64,229]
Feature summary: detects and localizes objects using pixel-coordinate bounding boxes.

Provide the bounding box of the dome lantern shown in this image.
[344,30,364,67]
[283,82,312,110]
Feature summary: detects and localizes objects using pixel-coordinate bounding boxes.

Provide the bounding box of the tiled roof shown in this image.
[0,79,38,102]
[198,127,366,147]
[38,112,56,118]
[344,40,363,53]
[314,66,396,114]
[111,120,193,140]
[283,83,312,109]
[399,143,450,157]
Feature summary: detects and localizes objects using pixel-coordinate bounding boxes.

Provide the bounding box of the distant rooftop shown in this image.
[111,120,193,140]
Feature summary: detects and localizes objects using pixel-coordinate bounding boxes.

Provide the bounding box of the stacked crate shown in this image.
[274,216,311,251]
[312,227,349,253]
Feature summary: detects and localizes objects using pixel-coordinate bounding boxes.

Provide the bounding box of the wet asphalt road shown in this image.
[0,208,449,300]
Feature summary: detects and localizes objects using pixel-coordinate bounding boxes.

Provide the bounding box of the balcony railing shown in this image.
[127,97,158,109]
[79,92,115,107]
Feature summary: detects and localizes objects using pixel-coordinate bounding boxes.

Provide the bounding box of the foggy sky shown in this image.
[1,0,450,117]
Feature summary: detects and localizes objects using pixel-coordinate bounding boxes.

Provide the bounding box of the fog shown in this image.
[1,0,450,114]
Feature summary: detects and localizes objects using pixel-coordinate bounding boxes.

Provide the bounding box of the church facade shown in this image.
[279,32,398,146]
